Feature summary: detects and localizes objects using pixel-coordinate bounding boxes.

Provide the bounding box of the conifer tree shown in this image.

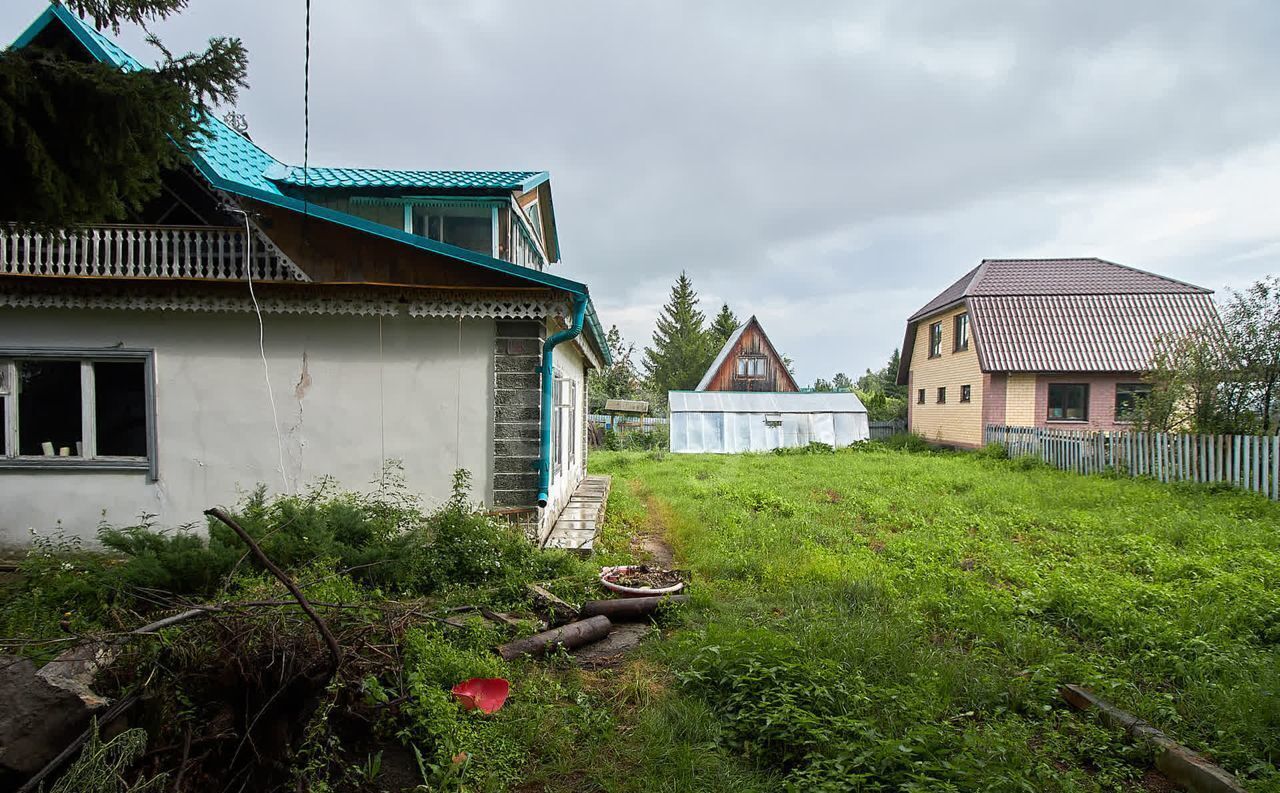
[644,272,714,396]
[709,303,740,347]
[0,0,248,227]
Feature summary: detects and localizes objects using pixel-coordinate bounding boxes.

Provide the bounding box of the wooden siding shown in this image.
[906,305,983,445]
[247,199,535,290]
[1005,373,1037,426]
[702,321,797,392]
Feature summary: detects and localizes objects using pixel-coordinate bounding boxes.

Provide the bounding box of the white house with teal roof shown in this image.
[0,5,609,546]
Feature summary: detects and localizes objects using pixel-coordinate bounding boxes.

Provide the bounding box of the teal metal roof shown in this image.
[272,166,549,192]
[195,118,288,194]
[7,4,607,363]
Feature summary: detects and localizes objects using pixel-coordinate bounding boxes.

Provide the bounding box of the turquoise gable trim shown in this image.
[8,4,608,364]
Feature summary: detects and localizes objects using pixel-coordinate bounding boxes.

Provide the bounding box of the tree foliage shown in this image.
[1138,276,1280,434]
[709,303,740,347]
[588,324,646,411]
[0,0,248,227]
[643,271,717,397]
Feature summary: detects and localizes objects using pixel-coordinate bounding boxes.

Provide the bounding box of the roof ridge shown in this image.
[966,259,991,296]
[1090,257,1212,294]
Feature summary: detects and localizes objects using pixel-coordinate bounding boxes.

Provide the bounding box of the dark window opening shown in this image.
[411,208,493,256]
[953,313,970,352]
[960,384,971,402]
[928,322,943,358]
[17,360,82,456]
[917,388,925,404]
[95,361,147,456]
[1048,383,1089,421]
[1115,383,1151,421]
[936,387,946,404]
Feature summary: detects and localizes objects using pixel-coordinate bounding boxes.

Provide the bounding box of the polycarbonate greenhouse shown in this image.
[668,391,869,453]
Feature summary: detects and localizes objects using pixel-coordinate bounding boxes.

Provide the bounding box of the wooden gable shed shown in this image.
[696,316,799,392]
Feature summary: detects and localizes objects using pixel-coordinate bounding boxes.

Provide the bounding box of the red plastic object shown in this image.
[451,677,510,714]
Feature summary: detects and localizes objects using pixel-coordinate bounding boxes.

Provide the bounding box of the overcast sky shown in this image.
[6,1,1280,383]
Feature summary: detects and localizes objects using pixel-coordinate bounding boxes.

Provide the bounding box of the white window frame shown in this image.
[0,347,157,480]
[736,355,766,379]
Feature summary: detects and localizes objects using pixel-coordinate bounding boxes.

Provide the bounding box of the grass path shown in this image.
[564,447,1280,792]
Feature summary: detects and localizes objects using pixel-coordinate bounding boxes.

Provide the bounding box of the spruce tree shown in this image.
[644,272,714,395]
[0,0,248,227]
[709,303,740,347]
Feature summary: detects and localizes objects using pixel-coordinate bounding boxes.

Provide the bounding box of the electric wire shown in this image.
[235,209,289,495]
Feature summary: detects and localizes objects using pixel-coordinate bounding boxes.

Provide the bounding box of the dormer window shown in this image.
[410,206,492,256]
[523,200,542,240]
[736,356,765,378]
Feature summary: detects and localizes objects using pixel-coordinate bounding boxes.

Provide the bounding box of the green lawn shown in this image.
[573,446,1280,792]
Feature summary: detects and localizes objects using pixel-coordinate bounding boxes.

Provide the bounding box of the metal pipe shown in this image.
[538,294,588,507]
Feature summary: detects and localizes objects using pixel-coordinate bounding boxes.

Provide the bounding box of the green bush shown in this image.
[773,442,835,456]
[873,432,932,453]
[972,442,1010,460]
[2,467,586,647]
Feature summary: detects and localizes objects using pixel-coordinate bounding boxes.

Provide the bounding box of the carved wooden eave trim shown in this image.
[0,280,568,322]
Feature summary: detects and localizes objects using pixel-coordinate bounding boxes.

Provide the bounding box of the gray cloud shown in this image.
[5,0,1279,381]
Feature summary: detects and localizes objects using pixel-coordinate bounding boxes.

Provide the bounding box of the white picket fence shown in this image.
[985,425,1280,500]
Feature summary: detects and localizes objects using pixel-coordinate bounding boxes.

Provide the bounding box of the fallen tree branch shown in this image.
[496,615,612,661]
[1060,684,1247,793]
[205,507,343,680]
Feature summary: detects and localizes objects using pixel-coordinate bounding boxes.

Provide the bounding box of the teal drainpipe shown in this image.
[538,293,588,507]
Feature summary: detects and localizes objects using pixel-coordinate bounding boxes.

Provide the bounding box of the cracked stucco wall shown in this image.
[0,308,496,545]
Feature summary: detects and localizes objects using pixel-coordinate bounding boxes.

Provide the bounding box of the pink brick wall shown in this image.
[983,372,1007,428]
[1031,373,1144,431]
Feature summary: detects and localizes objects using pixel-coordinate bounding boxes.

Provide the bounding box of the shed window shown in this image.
[763,413,783,427]
[1047,383,1089,422]
[1115,383,1150,421]
[953,313,970,352]
[936,387,946,404]
[917,388,925,405]
[928,322,943,358]
[960,384,971,403]
[0,350,154,473]
[736,356,765,378]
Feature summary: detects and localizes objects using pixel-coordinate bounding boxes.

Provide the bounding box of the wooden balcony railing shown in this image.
[0,224,306,282]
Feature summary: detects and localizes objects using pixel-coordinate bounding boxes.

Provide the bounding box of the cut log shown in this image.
[526,584,579,626]
[579,595,688,622]
[495,616,612,661]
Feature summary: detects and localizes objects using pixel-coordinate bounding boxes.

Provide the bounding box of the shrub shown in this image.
[773,442,835,456]
[3,466,586,644]
[874,432,932,453]
[972,442,1009,460]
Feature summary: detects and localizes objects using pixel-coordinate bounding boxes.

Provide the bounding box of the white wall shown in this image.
[540,330,588,539]
[0,308,495,546]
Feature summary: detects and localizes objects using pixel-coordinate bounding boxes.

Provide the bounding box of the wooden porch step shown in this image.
[543,474,612,555]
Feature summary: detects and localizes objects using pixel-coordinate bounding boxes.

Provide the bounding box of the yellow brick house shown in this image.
[895,259,1218,447]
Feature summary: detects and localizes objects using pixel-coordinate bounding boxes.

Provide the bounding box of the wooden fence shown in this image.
[984,425,1280,500]
[869,419,907,440]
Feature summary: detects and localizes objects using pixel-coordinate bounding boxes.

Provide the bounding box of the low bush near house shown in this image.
[868,431,933,452]
[0,466,585,653]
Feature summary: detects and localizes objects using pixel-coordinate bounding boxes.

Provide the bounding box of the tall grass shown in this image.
[590,446,1280,791]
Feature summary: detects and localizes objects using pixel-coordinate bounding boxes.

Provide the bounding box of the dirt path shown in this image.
[629,482,676,567]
